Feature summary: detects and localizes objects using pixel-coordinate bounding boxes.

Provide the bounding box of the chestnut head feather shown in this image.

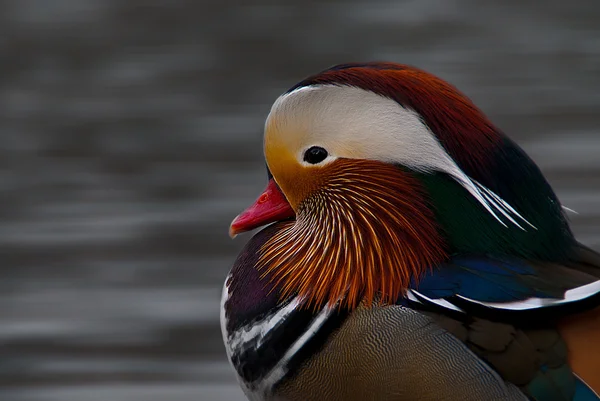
[258,158,446,309]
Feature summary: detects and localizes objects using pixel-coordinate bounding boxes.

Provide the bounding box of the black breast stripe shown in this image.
[231,305,316,386]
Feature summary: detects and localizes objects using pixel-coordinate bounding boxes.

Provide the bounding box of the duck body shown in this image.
[223,227,600,401]
[221,63,600,401]
[223,264,529,400]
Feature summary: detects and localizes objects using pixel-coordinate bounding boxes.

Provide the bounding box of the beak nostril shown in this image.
[258,193,269,204]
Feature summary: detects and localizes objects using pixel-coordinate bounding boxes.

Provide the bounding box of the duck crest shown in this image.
[257,158,447,310]
[287,62,502,174]
[289,63,575,261]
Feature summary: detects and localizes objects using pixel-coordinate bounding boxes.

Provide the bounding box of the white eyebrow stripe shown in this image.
[269,84,535,231]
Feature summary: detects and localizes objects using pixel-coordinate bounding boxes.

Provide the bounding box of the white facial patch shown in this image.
[266,84,534,230]
[267,85,450,170]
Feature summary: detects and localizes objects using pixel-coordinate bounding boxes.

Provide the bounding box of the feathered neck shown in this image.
[257,159,447,309]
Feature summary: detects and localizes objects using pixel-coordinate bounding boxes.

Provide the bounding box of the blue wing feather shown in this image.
[574,377,600,401]
[405,252,600,401]
[450,255,536,275]
[412,255,557,303]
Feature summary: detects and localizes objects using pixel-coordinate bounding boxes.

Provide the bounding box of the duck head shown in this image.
[230,62,574,310]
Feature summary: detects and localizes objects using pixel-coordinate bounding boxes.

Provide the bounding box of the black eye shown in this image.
[303,146,328,164]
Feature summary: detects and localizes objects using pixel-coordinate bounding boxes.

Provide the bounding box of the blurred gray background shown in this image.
[1,1,599,400]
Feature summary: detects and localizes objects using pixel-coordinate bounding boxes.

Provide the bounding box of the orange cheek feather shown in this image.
[264,146,315,211]
[257,158,448,310]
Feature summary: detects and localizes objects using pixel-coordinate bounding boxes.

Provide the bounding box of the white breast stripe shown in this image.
[222,292,335,399]
[220,277,232,360]
[227,298,301,356]
[259,304,334,396]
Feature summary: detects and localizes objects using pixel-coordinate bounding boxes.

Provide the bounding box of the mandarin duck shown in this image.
[220,63,600,401]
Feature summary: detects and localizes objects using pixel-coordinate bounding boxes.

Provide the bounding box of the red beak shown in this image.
[229,179,295,238]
